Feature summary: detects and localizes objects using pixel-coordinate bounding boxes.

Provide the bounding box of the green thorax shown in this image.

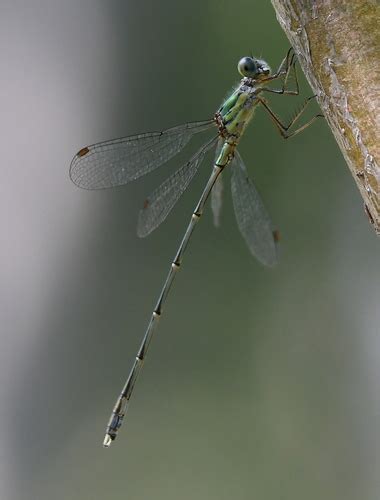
[213,80,260,168]
[215,81,259,144]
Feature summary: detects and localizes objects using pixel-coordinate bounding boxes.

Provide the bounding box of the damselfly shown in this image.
[70,48,322,447]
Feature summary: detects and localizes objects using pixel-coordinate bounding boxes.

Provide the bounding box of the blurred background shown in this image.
[1,1,379,499]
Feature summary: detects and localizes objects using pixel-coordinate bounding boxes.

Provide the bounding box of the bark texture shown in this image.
[271,0,380,233]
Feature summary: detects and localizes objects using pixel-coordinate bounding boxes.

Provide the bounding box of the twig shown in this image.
[271,0,380,233]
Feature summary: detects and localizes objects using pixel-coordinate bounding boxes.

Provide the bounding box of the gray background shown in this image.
[1,1,379,499]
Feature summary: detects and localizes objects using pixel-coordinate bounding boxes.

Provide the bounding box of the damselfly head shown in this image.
[238,57,271,80]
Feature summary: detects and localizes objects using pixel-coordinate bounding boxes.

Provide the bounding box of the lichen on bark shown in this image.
[271,0,380,233]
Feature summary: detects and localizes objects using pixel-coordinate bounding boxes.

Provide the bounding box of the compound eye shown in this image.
[238,57,258,77]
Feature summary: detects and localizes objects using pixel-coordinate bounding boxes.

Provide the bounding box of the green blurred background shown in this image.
[1,1,379,499]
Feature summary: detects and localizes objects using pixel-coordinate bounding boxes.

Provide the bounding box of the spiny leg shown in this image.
[262,47,299,91]
[261,57,300,96]
[263,47,296,85]
[259,96,324,139]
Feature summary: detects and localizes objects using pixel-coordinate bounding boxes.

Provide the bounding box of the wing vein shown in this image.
[70,120,215,189]
[231,152,278,267]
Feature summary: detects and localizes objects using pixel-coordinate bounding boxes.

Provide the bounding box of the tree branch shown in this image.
[271,0,380,233]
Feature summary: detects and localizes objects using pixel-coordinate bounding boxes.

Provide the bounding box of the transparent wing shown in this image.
[211,139,224,227]
[231,152,278,267]
[137,136,217,237]
[70,119,215,189]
